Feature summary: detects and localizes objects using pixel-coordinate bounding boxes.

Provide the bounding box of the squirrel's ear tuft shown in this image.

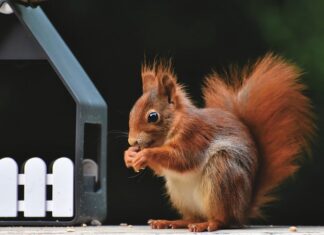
[158,74,177,104]
[142,72,157,93]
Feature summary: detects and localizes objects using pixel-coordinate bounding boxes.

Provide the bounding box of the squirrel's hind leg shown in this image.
[200,149,254,228]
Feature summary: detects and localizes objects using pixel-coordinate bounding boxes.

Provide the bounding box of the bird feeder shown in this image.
[0,0,107,226]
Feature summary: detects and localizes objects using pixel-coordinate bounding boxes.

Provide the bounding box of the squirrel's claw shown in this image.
[188,221,220,232]
[132,152,148,172]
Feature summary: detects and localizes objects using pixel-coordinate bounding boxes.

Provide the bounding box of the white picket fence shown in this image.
[0,157,74,218]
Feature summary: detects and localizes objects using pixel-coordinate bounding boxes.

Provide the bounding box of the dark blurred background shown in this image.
[0,0,323,226]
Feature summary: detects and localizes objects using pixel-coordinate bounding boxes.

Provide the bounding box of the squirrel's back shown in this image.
[202,53,315,218]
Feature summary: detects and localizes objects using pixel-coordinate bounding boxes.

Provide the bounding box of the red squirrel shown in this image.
[124,54,315,232]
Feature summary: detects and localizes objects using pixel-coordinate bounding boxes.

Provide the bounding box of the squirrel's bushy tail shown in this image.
[202,53,315,219]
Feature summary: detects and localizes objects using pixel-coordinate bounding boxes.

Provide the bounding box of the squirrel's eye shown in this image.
[148,112,159,123]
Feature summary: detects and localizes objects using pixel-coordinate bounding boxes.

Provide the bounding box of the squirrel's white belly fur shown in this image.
[163,168,209,219]
[161,138,237,219]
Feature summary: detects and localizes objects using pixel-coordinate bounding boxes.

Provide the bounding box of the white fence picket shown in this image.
[0,158,18,217]
[0,157,74,218]
[24,158,46,217]
[52,157,74,217]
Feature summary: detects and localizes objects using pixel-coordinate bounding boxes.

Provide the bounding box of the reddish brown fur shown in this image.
[124,54,315,231]
[203,53,315,218]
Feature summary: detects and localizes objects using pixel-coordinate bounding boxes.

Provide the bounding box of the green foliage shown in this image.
[247,0,324,92]
[246,0,324,224]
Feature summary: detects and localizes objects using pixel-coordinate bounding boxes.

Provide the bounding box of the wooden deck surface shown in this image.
[0,225,323,234]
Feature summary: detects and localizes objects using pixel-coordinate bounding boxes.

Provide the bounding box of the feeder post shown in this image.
[0,0,108,225]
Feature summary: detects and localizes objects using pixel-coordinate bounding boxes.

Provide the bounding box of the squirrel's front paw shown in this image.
[132,150,149,172]
[124,146,140,168]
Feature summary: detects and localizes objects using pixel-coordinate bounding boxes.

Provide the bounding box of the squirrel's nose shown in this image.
[128,137,138,146]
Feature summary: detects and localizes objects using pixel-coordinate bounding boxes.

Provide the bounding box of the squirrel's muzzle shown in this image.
[128,137,138,146]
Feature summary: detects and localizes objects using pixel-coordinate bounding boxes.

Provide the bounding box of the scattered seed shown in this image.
[289,226,297,232]
[66,227,75,232]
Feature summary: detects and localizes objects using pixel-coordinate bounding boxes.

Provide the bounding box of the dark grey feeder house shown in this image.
[0,0,107,225]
